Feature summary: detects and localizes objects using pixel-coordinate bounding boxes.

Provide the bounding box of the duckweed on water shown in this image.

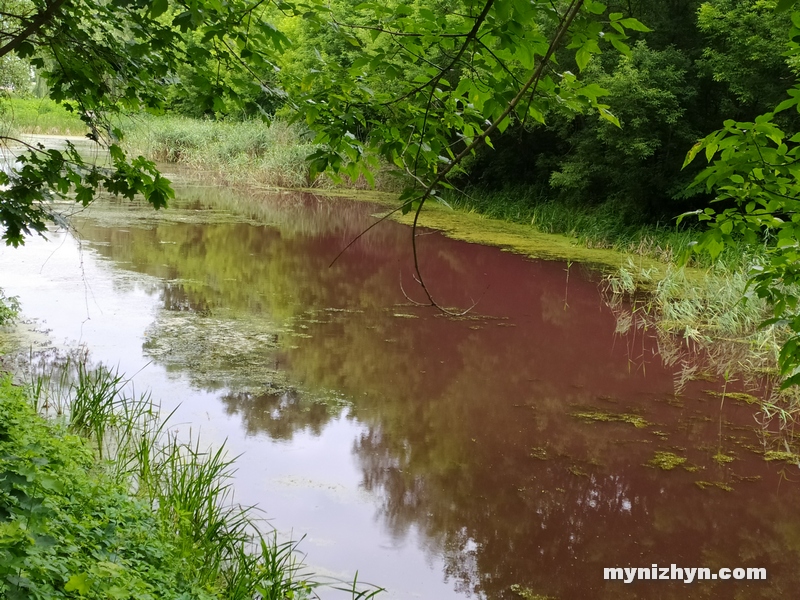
[571,410,651,429]
[646,451,687,470]
[142,310,288,392]
[389,200,666,274]
[763,450,800,463]
[703,390,761,404]
[695,481,734,492]
[712,452,735,464]
[509,584,554,600]
[529,446,548,460]
[567,465,589,477]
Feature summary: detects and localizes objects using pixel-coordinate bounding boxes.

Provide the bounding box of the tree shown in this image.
[284,0,647,307]
[682,1,800,387]
[0,0,289,246]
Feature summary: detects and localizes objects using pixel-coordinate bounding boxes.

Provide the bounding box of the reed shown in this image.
[0,97,88,135]
[120,115,320,189]
[19,358,384,599]
[603,257,800,427]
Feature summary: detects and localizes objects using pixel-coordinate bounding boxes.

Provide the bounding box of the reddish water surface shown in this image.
[3,187,800,599]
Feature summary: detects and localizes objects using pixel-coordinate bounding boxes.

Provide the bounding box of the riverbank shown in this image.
[151,154,791,422]
[127,116,795,420]
[3,105,794,418]
[0,362,380,600]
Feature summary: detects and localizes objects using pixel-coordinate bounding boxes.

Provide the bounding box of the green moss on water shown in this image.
[712,451,735,464]
[529,446,549,460]
[572,410,651,429]
[764,450,800,463]
[646,451,687,470]
[568,465,589,477]
[389,200,665,273]
[695,480,734,492]
[704,390,761,404]
[319,188,709,282]
[510,584,554,600]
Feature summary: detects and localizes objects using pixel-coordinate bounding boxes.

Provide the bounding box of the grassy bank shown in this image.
[0,362,380,599]
[0,97,87,136]
[119,114,404,191]
[120,115,320,189]
[3,102,793,417]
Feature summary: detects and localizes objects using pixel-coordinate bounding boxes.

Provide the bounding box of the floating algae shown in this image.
[712,451,736,464]
[529,446,549,460]
[142,308,288,392]
[695,481,734,492]
[571,409,651,429]
[764,450,800,463]
[646,451,687,470]
[704,390,761,404]
[510,584,554,600]
[568,465,589,477]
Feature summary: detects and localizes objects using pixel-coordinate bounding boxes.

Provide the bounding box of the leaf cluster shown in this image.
[682,8,800,387]
[0,376,213,599]
[0,141,173,246]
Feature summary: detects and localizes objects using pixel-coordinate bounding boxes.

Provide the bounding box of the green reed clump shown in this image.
[0,97,88,136]
[605,259,772,342]
[6,360,383,600]
[121,115,320,188]
[604,257,800,425]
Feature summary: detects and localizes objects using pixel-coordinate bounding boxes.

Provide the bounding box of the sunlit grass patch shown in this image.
[0,97,88,136]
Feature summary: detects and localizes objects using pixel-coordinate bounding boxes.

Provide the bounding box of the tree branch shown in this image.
[408,0,585,312]
[0,0,68,58]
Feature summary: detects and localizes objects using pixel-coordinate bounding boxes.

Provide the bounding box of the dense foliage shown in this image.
[0,0,289,245]
[682,1,800,388]
[0,377,215,599]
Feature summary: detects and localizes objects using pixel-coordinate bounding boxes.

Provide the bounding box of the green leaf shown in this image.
[151,0,168,18]
[618,18,651,32]
[575,46,592,71]
[65,573,91,595]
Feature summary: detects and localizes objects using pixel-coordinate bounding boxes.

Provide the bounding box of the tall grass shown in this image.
[120,114,405,191]
[0,97,88,136]
[120,115,320,188]
[23,358,383,600]
[603,257,800,426]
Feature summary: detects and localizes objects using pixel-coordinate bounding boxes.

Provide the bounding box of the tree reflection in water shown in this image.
[70,188,800,600]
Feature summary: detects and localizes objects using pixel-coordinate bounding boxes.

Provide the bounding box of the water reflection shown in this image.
[54,187,800,598]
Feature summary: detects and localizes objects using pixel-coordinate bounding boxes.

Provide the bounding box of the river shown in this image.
[1,182,799,599]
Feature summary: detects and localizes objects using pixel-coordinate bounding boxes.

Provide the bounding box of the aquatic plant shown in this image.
[646,451,687,470]
[0,289,19,326]
[5,360,384,599]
